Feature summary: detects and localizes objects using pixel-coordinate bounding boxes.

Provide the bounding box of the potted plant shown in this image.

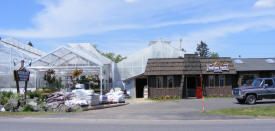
[43,69,56,84]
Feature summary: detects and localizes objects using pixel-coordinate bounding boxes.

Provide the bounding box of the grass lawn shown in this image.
[205,106,275,117]
[150,98,180,102]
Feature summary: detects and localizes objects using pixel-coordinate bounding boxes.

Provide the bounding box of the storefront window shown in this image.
[156,76,163,88]
[209,75,214,87]
[215,75,219,87]
[219,75,225,87]
[167,76,173,88]
[241,75,255,86]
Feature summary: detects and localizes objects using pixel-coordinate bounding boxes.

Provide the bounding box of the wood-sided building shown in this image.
[233,58,275,87]
[144,54,236,98]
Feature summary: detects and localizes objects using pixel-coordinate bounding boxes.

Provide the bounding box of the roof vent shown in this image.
[266,59,275,63]
[234,59,243,64]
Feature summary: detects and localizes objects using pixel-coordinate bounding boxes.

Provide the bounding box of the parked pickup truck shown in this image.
[232,78,275,104]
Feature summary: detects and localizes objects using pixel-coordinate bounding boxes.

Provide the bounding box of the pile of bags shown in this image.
[46,89,100,110]
[105,88,125,103]
[67,89,99,106]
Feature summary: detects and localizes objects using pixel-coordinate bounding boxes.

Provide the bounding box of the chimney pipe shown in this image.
[179,38,182,50]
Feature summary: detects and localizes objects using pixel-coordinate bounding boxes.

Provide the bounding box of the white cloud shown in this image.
[1,0,275,39]
[176,18,275,53]
[254,0,275,8]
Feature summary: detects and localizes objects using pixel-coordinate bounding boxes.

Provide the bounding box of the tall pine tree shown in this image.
[195,41,210,57]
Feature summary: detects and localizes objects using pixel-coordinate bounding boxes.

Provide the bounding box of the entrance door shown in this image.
[186,77,197,97]
[135,78,147,98]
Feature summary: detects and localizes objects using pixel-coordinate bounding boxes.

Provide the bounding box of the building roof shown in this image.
[145,54,236,75]
[233,58,275,71]
[144,58,184,75]
[32,43,112,68]
[1,38,45,59]
[68,43,112,65]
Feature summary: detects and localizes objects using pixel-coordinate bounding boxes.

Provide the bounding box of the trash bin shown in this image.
[196,88,202,99]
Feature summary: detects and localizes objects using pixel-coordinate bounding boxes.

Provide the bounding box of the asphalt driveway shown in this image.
[12,98,275,120]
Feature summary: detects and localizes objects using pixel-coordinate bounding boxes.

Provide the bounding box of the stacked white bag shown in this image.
[72,89,100,106]
[106,88,125,103]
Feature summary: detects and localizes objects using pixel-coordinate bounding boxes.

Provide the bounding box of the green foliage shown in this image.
[102,53,127,63]
[92,44,127,63]
[210,52,219,58]
[28,41,33,47]
[53,77,62,89]
[206,106,275,117]
[0,97,8,105]
[10,93,23,99]
[151,96,180,101]
[1,91,14,98]
[22,104,34,112]
[27,91,42,99]
[27,91,48,100]
[196,41,210,57]
[0,91,23,105]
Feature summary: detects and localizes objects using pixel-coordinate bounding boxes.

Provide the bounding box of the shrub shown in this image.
[1,91,14,98]
[11,93,23,99]
[27,91,42,99]
[22,104,34,112]
[0,91,15,105]
[0,97,8,105]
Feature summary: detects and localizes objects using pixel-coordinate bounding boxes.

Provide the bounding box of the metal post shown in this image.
[200,75,205,112]
[9,48,12,89]
[35,71,37,90]
[112,62,115,88]
[100,66,103,96]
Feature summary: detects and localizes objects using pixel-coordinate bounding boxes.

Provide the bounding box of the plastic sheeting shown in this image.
[0,38,45,89]
[115,40,184,81]
[68,43,111,65]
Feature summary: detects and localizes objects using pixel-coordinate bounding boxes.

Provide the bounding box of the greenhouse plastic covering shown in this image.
[31,43,112,68]
[116,40,185,81]
[0,38,45,89]
[29,43,113,91]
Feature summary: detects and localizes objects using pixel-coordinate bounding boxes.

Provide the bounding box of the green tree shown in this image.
[28,41,33,47]
[210,52,219,58]
[93,44,127,63]
[113,54,127,63]
[102,53,126,63]
[195,41,210,57]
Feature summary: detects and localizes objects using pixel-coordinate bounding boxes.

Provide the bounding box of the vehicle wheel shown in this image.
[237,99,245,104]
[245,95,256,105]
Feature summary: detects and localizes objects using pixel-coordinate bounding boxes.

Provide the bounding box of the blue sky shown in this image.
[1,0,275,58]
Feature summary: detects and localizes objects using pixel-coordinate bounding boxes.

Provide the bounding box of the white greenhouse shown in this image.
[0,38,45,92]
[28,43,113,95]
[114,40,185,98]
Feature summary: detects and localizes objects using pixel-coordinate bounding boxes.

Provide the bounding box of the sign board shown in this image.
[14,70,30,81]
[206,61,229,73]
[13,60,30,95]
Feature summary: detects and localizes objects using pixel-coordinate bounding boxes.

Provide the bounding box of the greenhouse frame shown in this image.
[28,44,113,95]
[0,38,45,92]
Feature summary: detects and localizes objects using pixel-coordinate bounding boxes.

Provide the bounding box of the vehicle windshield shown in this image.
[251,79,263,87]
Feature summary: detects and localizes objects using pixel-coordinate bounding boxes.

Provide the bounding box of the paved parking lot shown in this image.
[24,98,275,120]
